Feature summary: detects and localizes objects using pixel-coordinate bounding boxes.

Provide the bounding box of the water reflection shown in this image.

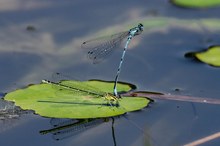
[40,117,117,144]
[0,0,51,12]
[40,116,155,146]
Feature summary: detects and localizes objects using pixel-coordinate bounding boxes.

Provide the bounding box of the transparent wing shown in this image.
[51,73,105,97]
[82,31,129,64]
[56,80,104,96]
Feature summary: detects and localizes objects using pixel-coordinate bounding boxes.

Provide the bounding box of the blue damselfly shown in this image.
[82,23,144,97]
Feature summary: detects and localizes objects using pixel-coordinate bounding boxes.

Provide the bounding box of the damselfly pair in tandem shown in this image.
[43,23,143,107]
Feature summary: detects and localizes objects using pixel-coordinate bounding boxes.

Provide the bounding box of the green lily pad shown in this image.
[4,80,150,119]
[195,46,220,67]
[170,0,220,8]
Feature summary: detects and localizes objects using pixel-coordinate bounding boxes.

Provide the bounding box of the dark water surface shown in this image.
[1,0,220,146]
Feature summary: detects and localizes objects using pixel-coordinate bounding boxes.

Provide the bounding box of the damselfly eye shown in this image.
[138,23,144,31]
[88,51,93,54]
[138,23,143,27]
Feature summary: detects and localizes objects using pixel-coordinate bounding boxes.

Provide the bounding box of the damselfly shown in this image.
[41,79,119,107]
[82,23,144,97]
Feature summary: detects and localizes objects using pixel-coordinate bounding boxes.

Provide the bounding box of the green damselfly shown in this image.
[41,79,119,107]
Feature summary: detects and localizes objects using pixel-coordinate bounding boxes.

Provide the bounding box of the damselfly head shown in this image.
[130,23,144,36]
[138,23,144,31]
[136,23,144,35]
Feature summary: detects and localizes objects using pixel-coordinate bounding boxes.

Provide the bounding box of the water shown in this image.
[1,0,220,146]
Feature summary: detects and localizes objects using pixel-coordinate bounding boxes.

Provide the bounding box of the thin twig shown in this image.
[122,91,220,105]
[184,132,220,146]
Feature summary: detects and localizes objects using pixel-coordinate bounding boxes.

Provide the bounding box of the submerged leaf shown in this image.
[4,80,150,119]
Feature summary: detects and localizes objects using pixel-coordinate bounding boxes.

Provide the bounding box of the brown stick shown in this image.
[122,91,220,105]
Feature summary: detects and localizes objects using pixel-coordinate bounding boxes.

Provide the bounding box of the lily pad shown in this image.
[4,80,150,119]
[170,0,220,8]
[187,46,220,67]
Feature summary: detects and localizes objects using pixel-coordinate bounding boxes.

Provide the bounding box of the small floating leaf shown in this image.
[194,46,220,67]
[4,80,150,119]
[171,0,220,8]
